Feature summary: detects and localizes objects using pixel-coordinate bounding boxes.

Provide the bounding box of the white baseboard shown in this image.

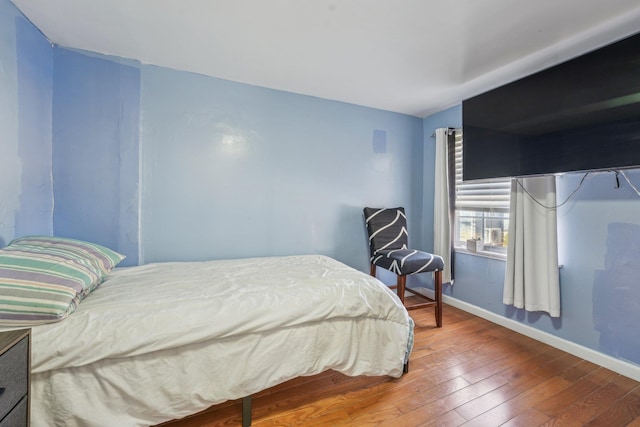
[442,294,640,382]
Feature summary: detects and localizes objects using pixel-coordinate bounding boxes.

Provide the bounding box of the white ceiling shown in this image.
[10,0,640,117]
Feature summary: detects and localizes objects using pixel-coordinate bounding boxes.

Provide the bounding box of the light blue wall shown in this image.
[140,65,423,271]
[0,0,53,247]
[52,49,141,266]
[423,103,640,366]
[6,0,637,370]
[1,0,423,272]
[556,170,640,364]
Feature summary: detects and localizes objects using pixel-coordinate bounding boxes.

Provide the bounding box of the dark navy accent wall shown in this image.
[52,49,140,265]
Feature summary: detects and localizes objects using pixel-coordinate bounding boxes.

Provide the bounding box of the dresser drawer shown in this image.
[0,337,28,421]
[0,395,27,427]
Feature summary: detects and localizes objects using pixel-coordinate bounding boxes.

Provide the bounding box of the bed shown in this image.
[0,237,413,426]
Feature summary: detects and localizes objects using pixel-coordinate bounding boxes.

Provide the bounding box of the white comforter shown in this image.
[28,255,412,426]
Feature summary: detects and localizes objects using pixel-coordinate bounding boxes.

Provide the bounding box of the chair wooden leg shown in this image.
[434,270,443,328]
[370,264,376,277]
[397,274,406,304]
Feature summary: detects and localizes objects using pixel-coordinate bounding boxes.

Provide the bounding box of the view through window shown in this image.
[454,131,511,257]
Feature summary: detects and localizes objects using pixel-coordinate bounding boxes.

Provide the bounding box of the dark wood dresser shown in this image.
[0,329,30,426]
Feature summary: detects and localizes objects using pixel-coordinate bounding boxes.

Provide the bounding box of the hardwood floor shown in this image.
[165,303,640,426]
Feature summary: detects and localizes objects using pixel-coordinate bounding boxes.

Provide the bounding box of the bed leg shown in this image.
[403,361,409,374]
[242,396,252,427]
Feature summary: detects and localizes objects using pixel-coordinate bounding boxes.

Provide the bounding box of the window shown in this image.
[453,130,511,257]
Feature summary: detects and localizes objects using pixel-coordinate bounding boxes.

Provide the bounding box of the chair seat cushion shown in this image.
[372,249,444,275]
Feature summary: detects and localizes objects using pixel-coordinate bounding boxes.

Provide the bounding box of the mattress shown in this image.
[27,255,413,426]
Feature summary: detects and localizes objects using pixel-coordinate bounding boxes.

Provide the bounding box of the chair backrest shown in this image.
[363,207,409,256]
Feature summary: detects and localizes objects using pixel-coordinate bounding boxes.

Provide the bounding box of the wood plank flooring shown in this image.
[164,302,640,426]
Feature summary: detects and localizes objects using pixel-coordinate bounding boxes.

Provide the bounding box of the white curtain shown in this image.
[503,176,560,317]
[433,128,453,284]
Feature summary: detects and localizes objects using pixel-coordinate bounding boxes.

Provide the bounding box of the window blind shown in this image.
[454,130,511,212]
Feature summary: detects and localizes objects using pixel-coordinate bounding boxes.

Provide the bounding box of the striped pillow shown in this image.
[0,236,125,326]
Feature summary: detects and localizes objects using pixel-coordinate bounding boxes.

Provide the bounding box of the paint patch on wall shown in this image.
[372,129,387,153]
[593,222,640,364]
[372,129,391,172]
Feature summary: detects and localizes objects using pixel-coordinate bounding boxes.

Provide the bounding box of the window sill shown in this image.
[454,247,507,262]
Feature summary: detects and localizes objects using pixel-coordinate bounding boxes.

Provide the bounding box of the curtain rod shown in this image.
[430,127,460,138]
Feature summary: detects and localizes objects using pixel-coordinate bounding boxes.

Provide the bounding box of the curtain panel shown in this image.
[503,176,560,317]
[433,128,455,284]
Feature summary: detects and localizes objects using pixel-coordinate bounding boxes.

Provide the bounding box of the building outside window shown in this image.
[453,131,511,257]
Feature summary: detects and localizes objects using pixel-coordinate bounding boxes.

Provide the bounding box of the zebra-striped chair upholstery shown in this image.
[364,207,444,327]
